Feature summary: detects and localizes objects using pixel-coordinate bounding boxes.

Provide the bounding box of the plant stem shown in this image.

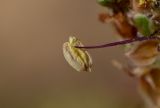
[75,36,159,49]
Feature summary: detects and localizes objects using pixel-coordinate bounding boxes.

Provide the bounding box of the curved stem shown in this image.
[75,36,159,49]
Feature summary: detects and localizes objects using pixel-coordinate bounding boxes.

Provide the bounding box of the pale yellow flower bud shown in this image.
[63,36,92,72]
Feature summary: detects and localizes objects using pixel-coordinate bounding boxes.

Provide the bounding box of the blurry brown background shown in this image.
[0,0,142,108]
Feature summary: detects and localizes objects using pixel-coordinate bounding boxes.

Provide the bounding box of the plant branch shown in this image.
[75,36,159,49]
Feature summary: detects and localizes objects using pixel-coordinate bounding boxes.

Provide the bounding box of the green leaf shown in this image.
[97,0,115,6]
[133,14,155,37]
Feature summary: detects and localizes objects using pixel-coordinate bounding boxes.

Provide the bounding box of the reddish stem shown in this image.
[75,36,159,49]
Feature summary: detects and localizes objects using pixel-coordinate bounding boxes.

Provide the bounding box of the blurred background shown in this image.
[0,0,143,108]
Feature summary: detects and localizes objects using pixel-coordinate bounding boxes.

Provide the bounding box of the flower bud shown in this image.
[133,13,155,37]
[63,36,92,72]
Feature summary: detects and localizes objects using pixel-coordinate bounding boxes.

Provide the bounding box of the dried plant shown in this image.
[63,0,160,108]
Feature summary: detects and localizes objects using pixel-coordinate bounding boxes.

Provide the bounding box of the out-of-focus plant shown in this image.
[63,0,160,107]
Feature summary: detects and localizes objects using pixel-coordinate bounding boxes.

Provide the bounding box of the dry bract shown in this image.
[99,12,137,39]
[125,40,159,66]
[138,67,160,108]
[113,12,137,39]
[63,37,92,72]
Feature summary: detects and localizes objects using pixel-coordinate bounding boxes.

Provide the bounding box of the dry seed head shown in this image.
[63,36,92,72]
